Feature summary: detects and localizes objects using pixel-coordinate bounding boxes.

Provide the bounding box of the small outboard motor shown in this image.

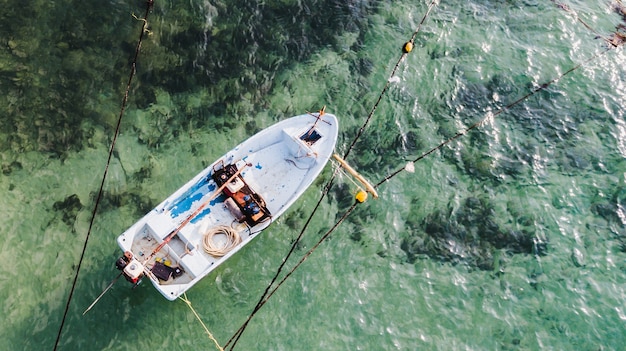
[115,251,133,270]
[115,251,144,284]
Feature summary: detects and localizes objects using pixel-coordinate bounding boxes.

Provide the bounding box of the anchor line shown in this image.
[180,294,225,351]
[53,1,153,350]
[224,3,439,350]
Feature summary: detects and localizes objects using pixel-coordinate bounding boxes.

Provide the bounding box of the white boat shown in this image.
[115,111,339,300]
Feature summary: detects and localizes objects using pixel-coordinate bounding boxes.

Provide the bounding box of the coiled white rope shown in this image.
[203,225,241,257]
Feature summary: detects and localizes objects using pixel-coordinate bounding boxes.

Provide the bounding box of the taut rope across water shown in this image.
[53,1,154,350]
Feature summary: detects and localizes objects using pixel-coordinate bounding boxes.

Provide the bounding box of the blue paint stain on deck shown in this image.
[167,176,221,219]
[210,194,226,205]
[190,194,227,223]
[166,175,211,213]
[190,207,211,223]
[169,192,204,218]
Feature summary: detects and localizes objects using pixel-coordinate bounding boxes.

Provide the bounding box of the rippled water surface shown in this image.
[1,0,625,350]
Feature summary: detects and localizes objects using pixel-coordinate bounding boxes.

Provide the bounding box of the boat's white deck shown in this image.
[116,113,338,300]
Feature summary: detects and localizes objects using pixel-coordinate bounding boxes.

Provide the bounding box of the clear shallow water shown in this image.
[1,0,625,350]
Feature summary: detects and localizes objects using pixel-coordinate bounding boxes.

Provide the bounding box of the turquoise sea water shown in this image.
[1,0,625,350]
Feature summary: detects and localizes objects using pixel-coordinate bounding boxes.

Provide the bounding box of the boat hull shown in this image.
[116,112,339,300]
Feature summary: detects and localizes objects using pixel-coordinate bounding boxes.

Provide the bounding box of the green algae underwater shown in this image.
[1,0,625,350]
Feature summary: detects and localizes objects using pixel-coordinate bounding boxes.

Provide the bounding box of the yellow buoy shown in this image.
[403,41,413,54]
[355,190,368,203]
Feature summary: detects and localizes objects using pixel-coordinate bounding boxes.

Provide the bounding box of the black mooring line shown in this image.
[52,2,153,350]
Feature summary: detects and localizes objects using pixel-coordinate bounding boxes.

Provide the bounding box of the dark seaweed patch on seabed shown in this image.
[400,195,545,270]
[0,0,379,158]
